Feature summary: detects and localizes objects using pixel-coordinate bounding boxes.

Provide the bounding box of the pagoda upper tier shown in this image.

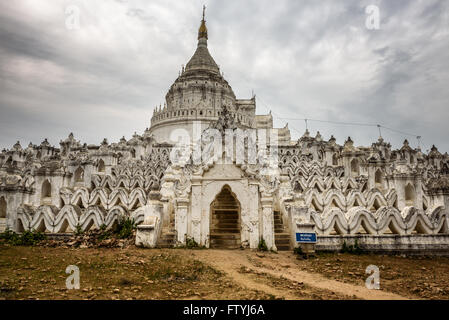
[163,10,236,112]
[150,8,257,132]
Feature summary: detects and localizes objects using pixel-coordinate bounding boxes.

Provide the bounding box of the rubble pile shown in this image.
[40,230,136,249]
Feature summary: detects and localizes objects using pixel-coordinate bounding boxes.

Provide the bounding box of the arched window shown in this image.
[98,159,105,173]
[332,154,339,166]
[41,180,52,200]
[405,184,416,207]
[0,197,7,219]
[74,167,84,182]
[351,158,360,176]
[375,169,383,188]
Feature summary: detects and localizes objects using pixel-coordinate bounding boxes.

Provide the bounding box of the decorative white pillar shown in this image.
[248,183,260,248]
[394,177,406,210]
[175,198,189,245]
[261,196,276,251]
[191,178,202,245]
[415,178,423,211]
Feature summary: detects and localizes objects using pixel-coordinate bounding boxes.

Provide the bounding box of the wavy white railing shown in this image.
[16,204,145,233]
[311,206,448,236]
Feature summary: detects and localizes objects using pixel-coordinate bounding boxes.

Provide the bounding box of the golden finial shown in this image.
[198,5,208,40]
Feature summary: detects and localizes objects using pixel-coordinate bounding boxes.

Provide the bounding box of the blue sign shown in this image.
[296,233,317,243]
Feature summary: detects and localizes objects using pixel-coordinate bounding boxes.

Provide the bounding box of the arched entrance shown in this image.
[209,186,241,249]
[0,197,6,232]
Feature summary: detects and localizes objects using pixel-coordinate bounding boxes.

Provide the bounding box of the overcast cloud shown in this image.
[0,0,448,153]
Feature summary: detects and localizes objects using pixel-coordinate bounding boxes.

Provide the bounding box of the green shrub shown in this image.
[186,237,199,249]
[341,241,350,253]
[74,224,84,236]
[95,218,135,241]
[97,229,113,241]
[0,229,46,246]
[258,238,268,252]
[341,240,363,255]
[112,217,136,239]
[0,229,17,242]
[353,239,363,255]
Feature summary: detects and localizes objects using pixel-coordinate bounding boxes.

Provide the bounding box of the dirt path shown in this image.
[190,250,408,300]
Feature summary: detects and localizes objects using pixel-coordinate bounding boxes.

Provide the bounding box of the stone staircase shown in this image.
[274,211,291,251]
[210,188,241,249]
[157,213,176,248]
[158,230,175,248]
[0,219,6,233]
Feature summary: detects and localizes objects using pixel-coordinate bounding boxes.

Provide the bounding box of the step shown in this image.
[212,215,239,220]
[214,203,238,206]
[210,244,241,250]
[275,234,290,239]
[275,245,291,251]
[213,213,239,218]
[160,231,175,236]
[212,220,239,225]
[158,239,174,243]
[275,239,290,245]
[157,238,175,248]
[209,238,241,244]
[212,224,239,229]
[158,229,176,248]
[159,236,175,242]
[211,219,240,228]
[210,239,241,248]
[210,233,240,240]
[213,212,239,216]
[212,220,238,225]
[210,228,240,234]
[213,208,239,212]
[275,232,290,237]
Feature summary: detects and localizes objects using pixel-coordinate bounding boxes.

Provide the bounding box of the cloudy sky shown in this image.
[0,0,448,153]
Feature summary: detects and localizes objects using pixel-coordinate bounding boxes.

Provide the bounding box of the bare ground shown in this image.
[1,244,448,300]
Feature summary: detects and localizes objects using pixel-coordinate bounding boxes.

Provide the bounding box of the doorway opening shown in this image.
[210,186,241,249]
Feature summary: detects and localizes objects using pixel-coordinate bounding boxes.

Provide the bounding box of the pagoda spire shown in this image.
[198,5,208,40]
[184,5,219,75]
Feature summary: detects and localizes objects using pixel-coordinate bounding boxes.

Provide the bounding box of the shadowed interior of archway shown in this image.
[0,196,7,232]
[210,186,241,249]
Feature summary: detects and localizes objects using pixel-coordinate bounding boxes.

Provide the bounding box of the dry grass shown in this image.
[0,245,272,300]
[1,244,448,300]
[294,252,449,299]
